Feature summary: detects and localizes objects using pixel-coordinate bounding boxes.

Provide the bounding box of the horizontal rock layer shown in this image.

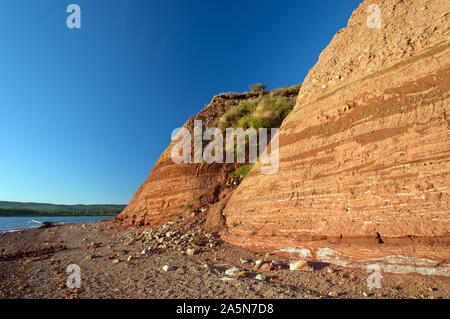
[222,0,450,275]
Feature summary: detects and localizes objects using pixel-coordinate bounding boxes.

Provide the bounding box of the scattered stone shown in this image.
[205,233,213,239]
[253,260,263,270]
[256,274,266,281]
[362,292,368,297]
[186,248,196,256]
[111,259,120,264]
[162,265,173,272]
[328,291,339,297]
[127,255,133,262]
[240,258,248,264]
[141,248,147,255]
[327,268,334,273]
[220,277,235,281]
[225,267,241,277]
[289,260,307,270]
[259,263,272,272]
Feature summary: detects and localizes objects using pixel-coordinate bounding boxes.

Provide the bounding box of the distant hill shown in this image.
[0,201,126,217]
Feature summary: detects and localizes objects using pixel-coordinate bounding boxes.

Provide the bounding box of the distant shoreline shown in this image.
[0,216,113,234]
[0,201,125,218]
[0,210,120,217]
[0,214,118,217]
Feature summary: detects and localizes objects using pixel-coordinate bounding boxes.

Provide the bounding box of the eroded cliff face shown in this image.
[222,0,450,275]
[117,90,298,230]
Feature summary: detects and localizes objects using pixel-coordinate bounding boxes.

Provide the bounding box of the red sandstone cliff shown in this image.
[119,0,450,275]
[117,90,298,230]
[222,0,450,275]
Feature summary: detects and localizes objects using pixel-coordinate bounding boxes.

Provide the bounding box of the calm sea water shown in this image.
[0,216,112,233]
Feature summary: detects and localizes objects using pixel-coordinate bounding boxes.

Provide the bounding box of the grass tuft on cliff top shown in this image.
[234,163,255,179]
[218,85,299,130]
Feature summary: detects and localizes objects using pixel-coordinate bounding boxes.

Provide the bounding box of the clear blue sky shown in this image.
[0,0,360,205]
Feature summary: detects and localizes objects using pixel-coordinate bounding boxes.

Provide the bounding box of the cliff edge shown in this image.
[222,0,450,275]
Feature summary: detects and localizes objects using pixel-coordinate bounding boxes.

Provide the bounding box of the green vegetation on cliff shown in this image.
[234,163,255,180]
[249,82,267,92]
[219,84,299,131]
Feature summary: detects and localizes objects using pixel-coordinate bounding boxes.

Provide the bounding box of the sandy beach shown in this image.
[0,217,448,299]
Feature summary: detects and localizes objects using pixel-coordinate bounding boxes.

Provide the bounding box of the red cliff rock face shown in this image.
[117,94,244,227]
[222,0,450,275]
[117,91,297,229]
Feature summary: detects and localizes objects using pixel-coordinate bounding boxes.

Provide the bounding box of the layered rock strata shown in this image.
[222,0,450,275]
